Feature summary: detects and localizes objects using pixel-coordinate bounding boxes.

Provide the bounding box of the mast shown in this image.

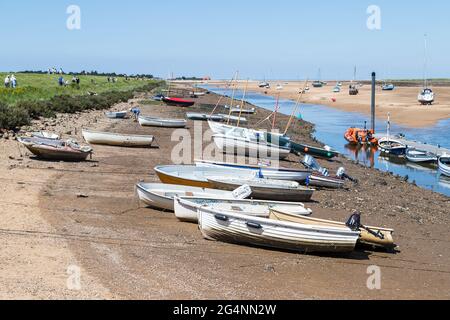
[237,79,249,128]
[227,71,239,125]
[423,34,428,89]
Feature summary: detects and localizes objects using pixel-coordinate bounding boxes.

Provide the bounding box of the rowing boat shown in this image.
[82,129,154,147]
[198,206,359,253]
[31,132,60,140]
[138,116,187,128]
[186,113,224,122]
[154,165,257,188]
[218,114,248,124]
[405,148,438,163]
[18,137,92,162]
[174,197,312,223]
[207,177,315,202]
[105,111,127,119]
[195,159,311,182]
[270,210,395,250]
[438,155,450,177]
[136,183,233,211]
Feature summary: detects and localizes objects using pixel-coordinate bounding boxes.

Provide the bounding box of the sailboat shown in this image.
[349,66,359,95]
[418,34,435,105]
[312,69,324,88]
[378,114,407,156]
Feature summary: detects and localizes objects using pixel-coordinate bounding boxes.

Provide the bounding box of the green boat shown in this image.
[266,133,339,160]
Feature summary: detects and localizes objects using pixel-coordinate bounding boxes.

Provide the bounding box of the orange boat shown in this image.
[344,127,378,145]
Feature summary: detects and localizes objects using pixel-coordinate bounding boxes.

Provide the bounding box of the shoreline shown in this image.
[1,85,449,299]
[199,80,450,128]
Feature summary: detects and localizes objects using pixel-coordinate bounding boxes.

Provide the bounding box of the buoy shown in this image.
[304,147,309,153]
[332,98,337,102]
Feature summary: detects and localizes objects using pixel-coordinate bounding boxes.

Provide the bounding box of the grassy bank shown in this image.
[0,73,164,130]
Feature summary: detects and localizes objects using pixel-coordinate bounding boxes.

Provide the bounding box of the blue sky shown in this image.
[0,0,449,79]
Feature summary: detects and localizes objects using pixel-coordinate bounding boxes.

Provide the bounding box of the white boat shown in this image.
[405,148,438,163]
[138,115,187,128]
[154,165,258,189]
[207,177,315,202]
[195,159,311,182]
[82,130,154,147]
[438,155,450,177]
[198,206,359,253]
[174,197,312,223]
[218,114,248,124]
[258,82,270,88]
[213,127,291,160]
[105,111,127,119]
[186,113,223,122]
[418,88,434,105]
[136,183,233,211]
[224,105,256,114]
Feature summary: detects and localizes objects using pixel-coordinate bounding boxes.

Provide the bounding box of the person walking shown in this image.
[4,75,10,88]
[10,74,17,88]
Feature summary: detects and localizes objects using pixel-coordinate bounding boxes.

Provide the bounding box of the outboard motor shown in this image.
[346,212,362,231]
[336,167,358,183]
[302,155,329,176]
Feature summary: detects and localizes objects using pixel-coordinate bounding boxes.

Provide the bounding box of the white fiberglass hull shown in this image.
[82,130,154,147]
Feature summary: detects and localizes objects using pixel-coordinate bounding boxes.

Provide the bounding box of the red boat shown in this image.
[162,97,195,107]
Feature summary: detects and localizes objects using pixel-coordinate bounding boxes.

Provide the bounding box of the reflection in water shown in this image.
[344,144,378,168]
[202,85,450,197]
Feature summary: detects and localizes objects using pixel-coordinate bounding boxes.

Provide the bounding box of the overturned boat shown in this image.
[18,137,92,162]
[138,116,187,128]
[82,130,154,148]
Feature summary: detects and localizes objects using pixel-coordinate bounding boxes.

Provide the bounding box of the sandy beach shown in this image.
[205,80,450,128]
[1,86,449,299]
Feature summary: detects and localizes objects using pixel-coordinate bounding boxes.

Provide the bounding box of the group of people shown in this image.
[58,75,81,87]
[49,67,64,75]
[107,77,118,83]
[4,74,17,88]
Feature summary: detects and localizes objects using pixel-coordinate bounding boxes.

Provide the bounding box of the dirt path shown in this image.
[1,89,449,299]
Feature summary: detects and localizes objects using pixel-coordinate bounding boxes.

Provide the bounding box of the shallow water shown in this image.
[202,85,450,197]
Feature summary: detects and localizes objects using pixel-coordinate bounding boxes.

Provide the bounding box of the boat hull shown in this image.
[162,97,195,107]
[21,143,91,162]
[186,113,223,122]
[82,130,154,147]
[438,157,450,177]
[138,116,187,128]
[105,111,127,119]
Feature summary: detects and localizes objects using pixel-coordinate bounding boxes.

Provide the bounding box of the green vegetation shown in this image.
[0,73,163,130]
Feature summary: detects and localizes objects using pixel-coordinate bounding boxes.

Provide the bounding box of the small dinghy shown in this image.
[195,159,312,182]
[218,114,248,124]
[418,88,434,105]
[18,137,92,162]
[207,177,315,202]
[82,130,154,148]
[213,134,291,160]
[138,116,187,128]
[136,183,233,211]
[438,155,450,177]
[224,105,256,114]
[198,206,359,253]
[105,111,127,119]
[405,148,438,163]
[154,165,262,189]
[382,83,395,91]
[162,97,195,107]
[186,113,224,122]
[174,197,312,223]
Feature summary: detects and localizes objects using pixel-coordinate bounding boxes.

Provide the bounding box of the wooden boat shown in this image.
[138,116,187,128]
[405,148,438,163]
[105,111,127,119]
[213,131,291,160]
[162,97,195,107]
[267,133,339,159]
[218,114,248,124]
[438,155,450,177]
[18,137,92,162]
[344,127,378,145]
[270,210,395,250]
[186,113,223,122]
[31,132,60,140]
[82,129,154,147]
[154,165,257,188]
[378,137,407,156]
[418,88,434,105]
[174,197,312,223]
[136,183,232,211]
[198,206,359,253]
[195,159,312,182]
[207,177,315,202]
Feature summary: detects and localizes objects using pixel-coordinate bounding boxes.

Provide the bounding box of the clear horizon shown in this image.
[1,1,449,80]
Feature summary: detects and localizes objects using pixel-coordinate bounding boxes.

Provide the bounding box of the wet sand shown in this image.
[0,87,449,299]
[203,80,450,128]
